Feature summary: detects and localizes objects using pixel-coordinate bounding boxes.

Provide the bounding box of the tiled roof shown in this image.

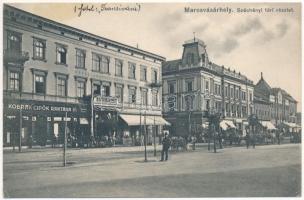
[255,77,271,95]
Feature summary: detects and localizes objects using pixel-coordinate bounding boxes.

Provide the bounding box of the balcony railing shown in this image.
[4,49,30,64]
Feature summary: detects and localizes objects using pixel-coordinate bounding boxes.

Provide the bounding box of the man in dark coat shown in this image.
[160,133,171,161]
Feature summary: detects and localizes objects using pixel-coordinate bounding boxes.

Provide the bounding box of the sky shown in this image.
[9,2,302,111]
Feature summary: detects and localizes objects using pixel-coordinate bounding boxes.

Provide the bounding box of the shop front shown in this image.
[3,98,89,147]
[119,114,170,146]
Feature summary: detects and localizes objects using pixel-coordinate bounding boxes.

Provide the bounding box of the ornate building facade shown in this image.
[254,73,297,127]
[3,5,168,147]
[162,38,254,137]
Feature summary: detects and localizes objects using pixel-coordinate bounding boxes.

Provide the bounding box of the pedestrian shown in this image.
[245,132,250,149]
[52,134,57,148]
[160,133,171,161]
[276,131,281,145]
[191,135,196,150]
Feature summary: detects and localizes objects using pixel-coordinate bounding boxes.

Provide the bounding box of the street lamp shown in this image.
[148,82,162,157]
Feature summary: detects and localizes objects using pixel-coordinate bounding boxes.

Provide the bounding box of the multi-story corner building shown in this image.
[162,38,254,137]
[254,73,298,129]
[3,5,168,147]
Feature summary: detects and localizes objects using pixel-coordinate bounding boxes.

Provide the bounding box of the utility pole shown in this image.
[90,84,94,138]
[63,110,67,167]
[144,107,147,162]
[153,115,156,156]
[19,92,22,152]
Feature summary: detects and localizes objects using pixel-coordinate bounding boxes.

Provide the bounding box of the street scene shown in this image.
[2,2,302,198]
[3,143,301,197]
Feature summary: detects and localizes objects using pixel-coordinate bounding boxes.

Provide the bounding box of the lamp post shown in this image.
[148,82,162,157]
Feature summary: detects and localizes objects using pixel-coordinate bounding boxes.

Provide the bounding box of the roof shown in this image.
[162,59,181,73]
[255,76,271,95]
[271,88,297,103]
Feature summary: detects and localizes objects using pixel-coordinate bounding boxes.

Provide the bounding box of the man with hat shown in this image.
[160,132,171,161]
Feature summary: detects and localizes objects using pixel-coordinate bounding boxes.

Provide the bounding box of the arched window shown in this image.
[8,33,21,52]
[33,39,45,59]
[56,46,67,64]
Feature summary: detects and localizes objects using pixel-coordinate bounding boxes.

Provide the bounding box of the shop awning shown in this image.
[283,122,298,128]
[80,118,89,125]
[243,121,249,126]
[120,114,170,126]
[260,121,276,130]
[235,119,243,123]
[220,120,236,131]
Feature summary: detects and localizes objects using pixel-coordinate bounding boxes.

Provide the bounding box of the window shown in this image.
[33,39,45,60]
[206,100,210,111]
[76,49,85,68]
[242,106,247,117]
[152,90,158,106]
[186,80,193,92]
[129,87,136,103]
[115,85,123,103]
[7,31,21,52]
[92,54,101,72]
[242,91,246,101]
[92,54,109,73]
[101,56,109,73]
[115,59,123,77]
[57,77,67,96]
[152,70,158,83]
[35,75,45,94]
[93,84,101,95]
[169,82,175,94]
[249,92,253,102]
[205,81,209,91]
[225,86,228,97]
[128,63,136,79]
[141,89,147,105]
[225,103,229,114]
[185,95,194,111]
[201,53,206,63]
[76,81,85,97]
[231,88,234,98]
[9,71,20,91]
[56,45,67,64]
[236,88,239,99]
[140,66,147,81]
[102,85,110,97]
[186,53,194,65]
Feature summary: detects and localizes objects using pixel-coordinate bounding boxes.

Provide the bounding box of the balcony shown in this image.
[4,90,81,104]
[4,49,29,64]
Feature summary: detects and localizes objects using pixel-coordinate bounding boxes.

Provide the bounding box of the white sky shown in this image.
[9,2,302,111]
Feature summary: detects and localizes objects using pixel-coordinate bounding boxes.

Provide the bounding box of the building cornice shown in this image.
[4,4,165,63]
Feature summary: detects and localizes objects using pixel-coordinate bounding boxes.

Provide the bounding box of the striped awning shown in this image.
[120,114,170,126]
[260,121,276,130]
[220,120,236,131]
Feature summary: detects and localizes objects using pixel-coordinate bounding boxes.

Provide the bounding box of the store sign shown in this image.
[93,96,119,107]
[166,95,177,111]
[6,103,78,113]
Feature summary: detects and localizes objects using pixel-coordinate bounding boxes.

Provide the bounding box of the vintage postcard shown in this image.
[2,1,301,198]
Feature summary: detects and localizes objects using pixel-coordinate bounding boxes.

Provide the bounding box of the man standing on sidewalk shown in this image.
[160,133,171,161]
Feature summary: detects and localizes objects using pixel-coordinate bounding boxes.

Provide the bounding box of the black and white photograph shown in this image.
[1,1,302,198]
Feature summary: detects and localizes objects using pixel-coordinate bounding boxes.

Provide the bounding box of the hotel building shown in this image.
[3,5,168,147]
[162,38,254,137]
